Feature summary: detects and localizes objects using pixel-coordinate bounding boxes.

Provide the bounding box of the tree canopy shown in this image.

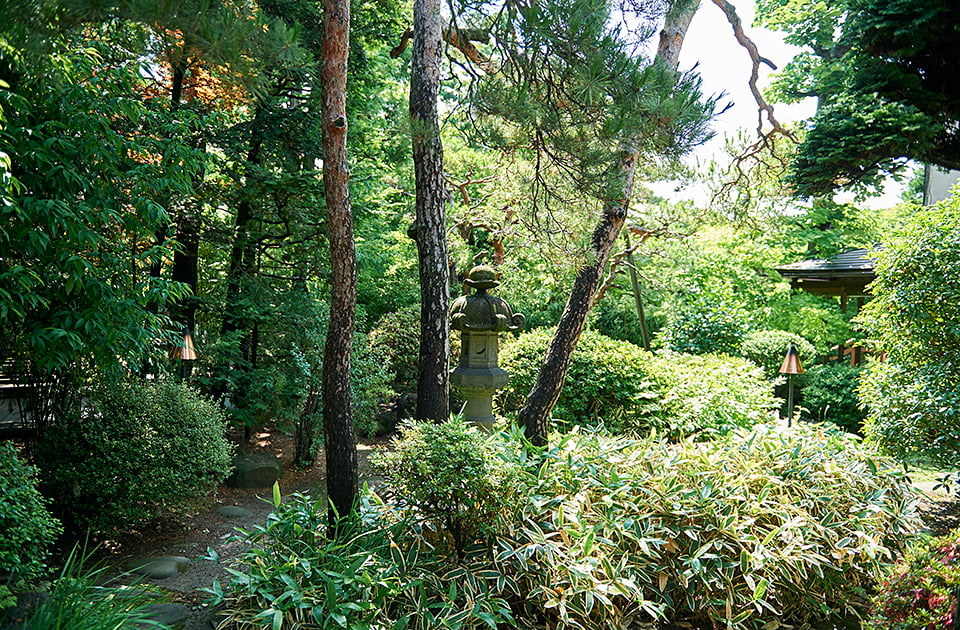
[760,0,960,196]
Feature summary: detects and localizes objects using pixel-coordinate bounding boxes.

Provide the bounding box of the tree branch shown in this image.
[710,0,789,137]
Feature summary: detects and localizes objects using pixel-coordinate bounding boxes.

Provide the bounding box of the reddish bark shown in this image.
[320,0,358,528]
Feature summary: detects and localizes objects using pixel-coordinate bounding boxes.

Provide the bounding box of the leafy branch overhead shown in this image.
[758,0,960,196]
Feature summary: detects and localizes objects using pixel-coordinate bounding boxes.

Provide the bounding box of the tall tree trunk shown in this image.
[409,0,450,422]
[221,134,263,349]
[519,4,696,446]
[320,0,358,529]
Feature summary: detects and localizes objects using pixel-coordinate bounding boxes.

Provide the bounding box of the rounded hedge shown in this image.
[645,351,778,438]
[739,329,817,380]
[37,378,232,532]
[657,296,747,356]
[498,328,775,439]
[497,328,658,431]
[0,442,61,590]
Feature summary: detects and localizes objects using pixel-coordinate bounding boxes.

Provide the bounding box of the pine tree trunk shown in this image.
[519,7,695,446]
[320,0,358,529]
[518,148,637,445]
[409,0,450,423]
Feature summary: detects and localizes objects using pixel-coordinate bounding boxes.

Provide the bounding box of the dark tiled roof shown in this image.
[775,249,875,276]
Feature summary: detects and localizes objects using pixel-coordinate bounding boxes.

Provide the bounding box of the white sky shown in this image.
[677,0,814,160]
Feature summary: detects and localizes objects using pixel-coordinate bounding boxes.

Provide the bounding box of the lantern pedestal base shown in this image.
[455,387,498,431]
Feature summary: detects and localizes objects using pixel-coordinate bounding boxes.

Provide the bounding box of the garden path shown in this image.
[98,430,387,630]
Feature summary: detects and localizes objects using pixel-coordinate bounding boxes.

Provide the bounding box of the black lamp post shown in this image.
[778,343,804,425]
[170,326,198,380]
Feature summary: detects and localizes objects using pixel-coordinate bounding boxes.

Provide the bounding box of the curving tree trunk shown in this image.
[320,0,358,529]
[409,0,450,422]
[519,2,697,446]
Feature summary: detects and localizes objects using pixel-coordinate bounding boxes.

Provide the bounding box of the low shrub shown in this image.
[860,360,960,468]
[371,418,518,557]
[216,423,920,629]
[498,329,776,439]
[800,362,866,433]
[643,352,778,438]
[739,330,817,380]
[497,328,658,431]
[209,492,515,630]
[486,424,919,628]
[0,442,61,596]
[866,527,960,629]
[37,378,232,532]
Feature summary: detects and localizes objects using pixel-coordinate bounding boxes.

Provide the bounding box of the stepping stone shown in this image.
[136,603,191,628]
[216,505,253,518]
[226,453,282,488]
[125,556,191,579]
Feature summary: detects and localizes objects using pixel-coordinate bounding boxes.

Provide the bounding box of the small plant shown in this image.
[0,442,61,601]
[801,362,866,433]
[372,417,518,557]
[865,527,960,629]
[19,544,169,630]
[37,377,232,532]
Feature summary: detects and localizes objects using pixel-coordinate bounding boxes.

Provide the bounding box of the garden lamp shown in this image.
[450,266,525,430]
[170,326,198,379]
[779,343,804,426]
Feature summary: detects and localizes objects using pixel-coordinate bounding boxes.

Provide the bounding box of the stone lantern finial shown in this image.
[449,266,525,429]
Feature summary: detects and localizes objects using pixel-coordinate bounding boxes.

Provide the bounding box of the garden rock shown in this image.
[125,555,191,580]
[226,454,282,488]
[136,602,191,628]
[216,505,253,518]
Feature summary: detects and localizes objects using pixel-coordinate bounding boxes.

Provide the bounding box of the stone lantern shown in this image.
[450,266,525,430]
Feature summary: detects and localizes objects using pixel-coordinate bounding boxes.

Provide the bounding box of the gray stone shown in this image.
[136,603,191,628]
[226,453,282,488]
[125,555,191,579]
[216,505,253,518]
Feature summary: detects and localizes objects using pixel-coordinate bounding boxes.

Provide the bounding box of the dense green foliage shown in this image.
[645,352,778,438]
[0,443,61,593]
[866,527,960,629]
[858,195,960,466]
[218,423,919,629]
[0,35,191,387]
[759,0,960,195]
[37,379,232,531]
[367,305,421,397]
[800,363,865,433]
[740,330,817,380]
[656,294,747,356]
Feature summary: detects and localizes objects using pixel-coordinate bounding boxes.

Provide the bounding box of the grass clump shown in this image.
[18,545,168,630]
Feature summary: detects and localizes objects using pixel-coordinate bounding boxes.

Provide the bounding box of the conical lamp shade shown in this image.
[170,329,198,361]
[779,343,804,375]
